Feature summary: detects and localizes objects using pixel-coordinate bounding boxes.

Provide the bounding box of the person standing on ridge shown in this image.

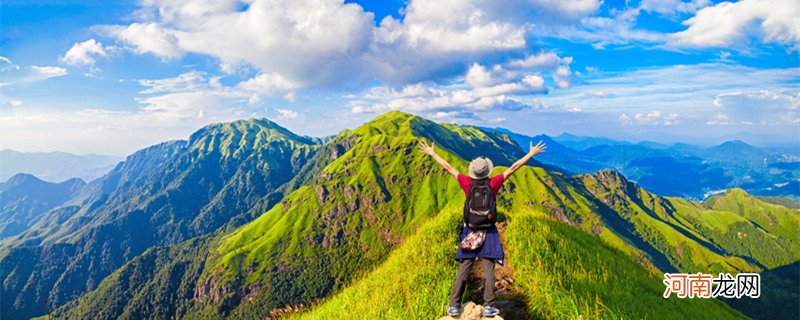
[419,139,547,318]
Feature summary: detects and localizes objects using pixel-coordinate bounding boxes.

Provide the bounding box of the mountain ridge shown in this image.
[0,118,322,320]
[4,111,798,320]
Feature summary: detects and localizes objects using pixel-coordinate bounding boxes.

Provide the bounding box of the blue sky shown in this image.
[1,0,798,155]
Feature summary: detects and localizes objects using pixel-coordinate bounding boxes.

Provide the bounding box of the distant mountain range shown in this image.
[0,174,85,239]
[0,150,122,183]
[488,129,800,201]
[1,112,797,320]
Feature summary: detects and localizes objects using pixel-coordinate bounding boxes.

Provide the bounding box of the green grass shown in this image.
[291,207,747,319]
[506,211,746,320]
[42,111,799,320]
[291,204,462,320]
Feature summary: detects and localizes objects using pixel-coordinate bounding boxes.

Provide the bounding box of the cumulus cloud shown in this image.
[98,0,374,86]
[104,22,185,59]
[346,48,579,122]
[237,73,301,95]
[551,0,797,52]
[84,0,602,89]
[671,0,800,50]
[61,39,109,65]
[508,51,564,69]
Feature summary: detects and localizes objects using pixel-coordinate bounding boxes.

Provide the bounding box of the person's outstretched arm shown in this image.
[419,140,460,178]
[503,141,546,179]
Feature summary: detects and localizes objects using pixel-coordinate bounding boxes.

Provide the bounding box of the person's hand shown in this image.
[529,141,547,156]
[418,140,436,156]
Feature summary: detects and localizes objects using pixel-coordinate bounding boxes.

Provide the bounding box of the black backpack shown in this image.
[464,178,496,229]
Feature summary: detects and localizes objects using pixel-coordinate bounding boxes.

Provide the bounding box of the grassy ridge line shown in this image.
[667,195,800,270]
[706,188,800,241]
[39,112,797,319]
[291,203,462,320]
[291,201,747,319]
[497,167,644,260]
[507,211,746,320]
[577,172,762,274]
[188,111,529,316]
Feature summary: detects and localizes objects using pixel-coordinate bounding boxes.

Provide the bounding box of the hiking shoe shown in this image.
[483,306,499,317]
[447,306,460,317]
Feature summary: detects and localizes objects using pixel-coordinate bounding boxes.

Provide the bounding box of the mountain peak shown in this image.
[0,173,83,189]
[368,110,419,126]
[185,117,318,158]
[2,173,43,187]
[191,117,301,141]
[352,110,421,138]
[711,140,759,151]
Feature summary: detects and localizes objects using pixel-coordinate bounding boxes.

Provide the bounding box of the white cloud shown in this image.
[29,66,68,79]
[0,56,20,72]
[138,71,213,94]
[101,1,373,85]
[549,0,797,52]
[710,90,799,125]
[540,63,799,134]
[105,22,185,59]
[0,57,67,85]
[671,0,800,50]
[374,1,528,54]
[276,108,300,119]
[620,110,680,125]
[553,65,572,89]
[88,0,603,88]
[0,92,23,115]
[553,8,667,49]
[347,48,579,121]
[639,0,711,16]
[466,64,496,88]
[237,72,301,95]
[134,71,299,121]
[486,116,506,123]
[584,90,611,98]
[0,66,316,155]
[508,51,564,69]
[61,39,109,65]
[522,74,545,91]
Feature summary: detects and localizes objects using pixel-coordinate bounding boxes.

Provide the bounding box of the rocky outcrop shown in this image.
[438,302,505,320]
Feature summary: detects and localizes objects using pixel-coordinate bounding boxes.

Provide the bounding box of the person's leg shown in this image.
[482,258,496,306]
[449,259,474,308]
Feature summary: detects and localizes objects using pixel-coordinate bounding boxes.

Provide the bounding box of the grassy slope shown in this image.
[506,212,742,320]
[293,185,745,319]
[0,118,319,320]
[666,191,800,270]
[45,111,798,320]
[576,171,796,274]
[181,111,530,318]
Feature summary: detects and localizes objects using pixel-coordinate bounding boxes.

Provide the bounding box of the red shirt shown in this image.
[457,173,505,197]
